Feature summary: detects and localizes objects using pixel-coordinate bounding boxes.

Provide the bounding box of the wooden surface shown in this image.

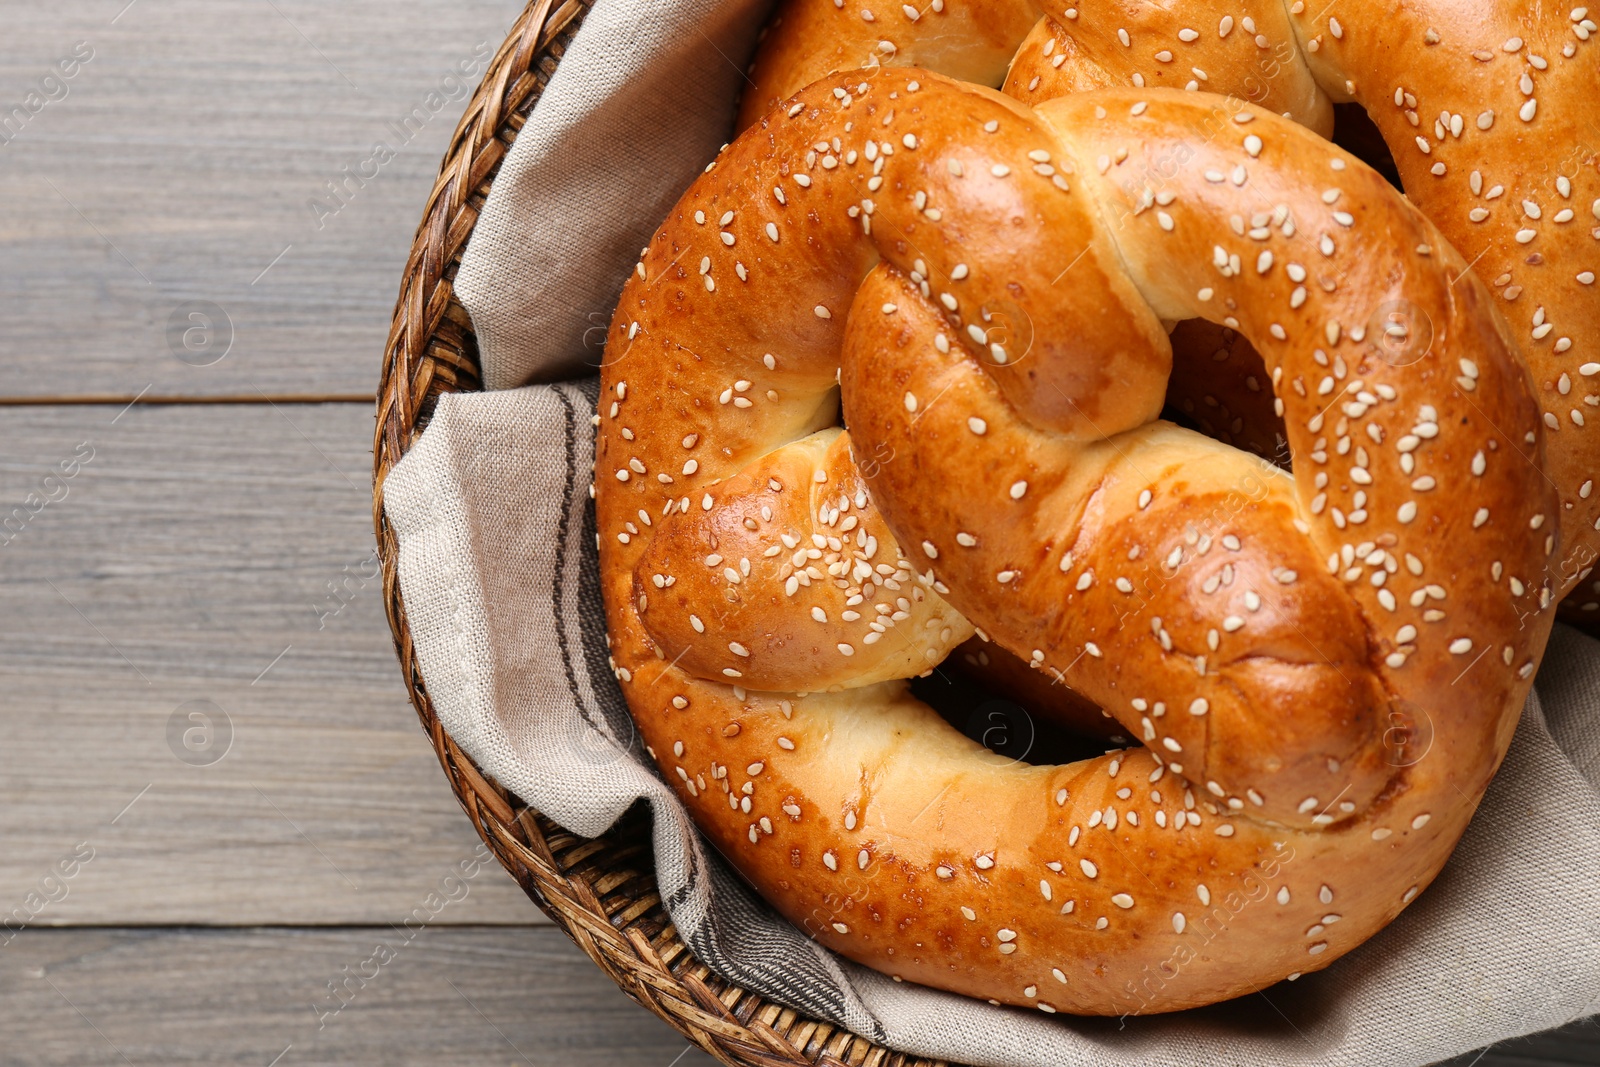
[0,0,513,400]
[0,403,542,924]
[0,1,1590,1064]
[4,928,713,1066]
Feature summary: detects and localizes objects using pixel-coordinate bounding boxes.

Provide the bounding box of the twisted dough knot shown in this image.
[744,0,1600,619]
[596,69,1555,1013]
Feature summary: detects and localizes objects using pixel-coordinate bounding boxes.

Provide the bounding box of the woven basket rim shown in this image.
[371,4,952,1065]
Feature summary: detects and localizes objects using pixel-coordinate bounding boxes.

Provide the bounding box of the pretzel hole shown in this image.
[909,664,1126,768]
[1330,104,1402,192]
[1162,320,1289,470]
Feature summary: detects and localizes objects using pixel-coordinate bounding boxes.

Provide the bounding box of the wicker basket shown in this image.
[372,3,948,1064]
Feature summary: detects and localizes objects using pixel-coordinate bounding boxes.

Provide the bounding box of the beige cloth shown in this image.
[387,1,1600,1062]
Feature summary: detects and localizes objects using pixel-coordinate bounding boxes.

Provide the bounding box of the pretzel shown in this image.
[595,68,1556,1013]
[741,0,1600,625]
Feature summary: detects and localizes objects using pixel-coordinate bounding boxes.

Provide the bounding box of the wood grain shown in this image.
[0,0,525,400]
[0,402,540,924]
[0,927,716,1066]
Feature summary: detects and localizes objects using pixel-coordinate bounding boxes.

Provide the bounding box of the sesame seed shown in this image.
[1010,481,1028,499]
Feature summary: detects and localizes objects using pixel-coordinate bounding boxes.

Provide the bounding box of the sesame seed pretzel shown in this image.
[741,0,1600,625]
[595,68,1556,1013]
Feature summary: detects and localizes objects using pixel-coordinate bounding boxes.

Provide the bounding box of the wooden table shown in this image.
[0,3,1590,1063]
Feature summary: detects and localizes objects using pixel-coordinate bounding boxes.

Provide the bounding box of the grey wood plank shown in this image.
[0,926,717,1066]
[0,0,526,399]
[0,402,542,924]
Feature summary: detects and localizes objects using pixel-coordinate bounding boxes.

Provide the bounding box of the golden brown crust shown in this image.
[596,70,1555,1014]
[1163,319,1286,462]
[743,0,1600,614]
[738,0,1038,130]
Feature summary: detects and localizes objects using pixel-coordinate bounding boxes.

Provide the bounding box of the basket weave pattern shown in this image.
[372,3,949,1064]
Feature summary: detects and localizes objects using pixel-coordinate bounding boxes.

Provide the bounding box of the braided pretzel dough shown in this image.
[742,0,1600,622]
[596,68,1555,1013]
